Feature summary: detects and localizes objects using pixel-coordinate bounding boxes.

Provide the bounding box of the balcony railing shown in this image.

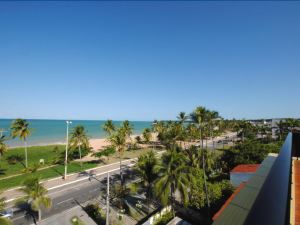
[244,131,300,225]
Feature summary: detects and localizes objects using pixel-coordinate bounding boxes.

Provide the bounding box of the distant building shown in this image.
[230,164,260,187]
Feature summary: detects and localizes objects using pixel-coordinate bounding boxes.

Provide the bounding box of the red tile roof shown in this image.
[231,164,260,173]
[212,182,246,221]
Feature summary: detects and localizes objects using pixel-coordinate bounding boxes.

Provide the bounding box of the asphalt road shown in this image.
[10,134,235,225]
[11,165,135,225]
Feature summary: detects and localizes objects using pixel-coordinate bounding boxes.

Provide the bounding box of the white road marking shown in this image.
[12,214,26,221]
[56,198,73,205]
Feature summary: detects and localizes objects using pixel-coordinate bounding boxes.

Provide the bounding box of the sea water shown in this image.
[0,119,152,147]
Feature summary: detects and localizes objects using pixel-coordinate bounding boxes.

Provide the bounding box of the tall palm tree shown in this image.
[70,125,89,168]
[121,120,134,139]
[135,151,159,213]
[0,194,12,225]
[11,119,31,168]
[207,110,219,148]
[21,177,52,222]
[177,112,187,124]
[103,120,115,136]
[109,128,127,185]
[154,147,190,216]
[190,106,209,148]
[0,135,8,160]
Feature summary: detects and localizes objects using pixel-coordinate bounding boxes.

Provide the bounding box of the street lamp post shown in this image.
[106,172,110,225]
[64,121,72,180]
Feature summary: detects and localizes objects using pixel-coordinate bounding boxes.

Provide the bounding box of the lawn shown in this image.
[0,145,162,190]
[0,145,65,178]
[0,161,99,190]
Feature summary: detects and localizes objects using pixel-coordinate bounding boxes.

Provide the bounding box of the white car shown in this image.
[0,209,13,218]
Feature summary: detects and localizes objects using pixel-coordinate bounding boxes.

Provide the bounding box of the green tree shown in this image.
[154,147,190,215]
[135,151,159,213]
[142,128,152,144]
[177,112,187,124]
[207,110,220,148]
[109,128,127,184]
[0,135,8,160]
[11,119,31,168]
[70,125,89,168]
[92,146,115,163]
[190,106,209,148]
[21,177,52,222]
[121,120,134,138]
[103,120,115,136]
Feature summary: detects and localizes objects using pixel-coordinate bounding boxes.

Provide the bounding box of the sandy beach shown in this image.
[89,134,143,151]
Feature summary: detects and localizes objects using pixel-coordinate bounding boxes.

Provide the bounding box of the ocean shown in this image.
[0,119,152,147]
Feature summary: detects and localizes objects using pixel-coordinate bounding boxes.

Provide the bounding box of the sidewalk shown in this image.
[1,158,137,203]
[38,205,97,225]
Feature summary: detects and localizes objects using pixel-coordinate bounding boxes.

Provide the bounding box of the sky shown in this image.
[0,1,300,121]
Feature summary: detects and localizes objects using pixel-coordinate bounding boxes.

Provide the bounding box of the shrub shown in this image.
[154,211,173,225]
[6,154,24,165]
[93,146,116,162]
[84,203,106,225]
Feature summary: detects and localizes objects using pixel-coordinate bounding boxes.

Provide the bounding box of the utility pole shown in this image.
[106,172,110,225]
[64,121,72,180]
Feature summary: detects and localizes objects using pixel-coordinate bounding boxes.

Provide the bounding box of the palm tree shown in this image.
[11,119,31,168]
[207,110,219,148]
[142,128,152,144]
[190,106,209,148]
[21,177,52,222]
[135,151,159,213]
[109,128,127,185]
[103,120,115,136]
[121,120,134,138]
[177,112,187,124]
[0,135,8,160]
[70,125,89,168]
[154,147,190,216]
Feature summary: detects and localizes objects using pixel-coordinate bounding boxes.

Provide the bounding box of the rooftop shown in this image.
[230,164,260,173]
[212,154,277,225]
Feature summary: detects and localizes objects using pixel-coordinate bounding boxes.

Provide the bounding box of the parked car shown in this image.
[0,209,13,218]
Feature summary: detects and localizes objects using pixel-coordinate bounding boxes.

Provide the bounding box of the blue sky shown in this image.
[0,1,300,121]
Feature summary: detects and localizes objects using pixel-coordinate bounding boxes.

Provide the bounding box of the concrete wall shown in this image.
[230,172,254,187]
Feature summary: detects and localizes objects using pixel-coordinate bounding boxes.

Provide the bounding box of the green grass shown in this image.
[0,161,98,190]
[0,145,65,178]
[0,144,162,191]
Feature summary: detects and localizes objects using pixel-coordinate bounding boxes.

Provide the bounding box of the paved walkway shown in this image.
[38,205,96,225]
[1,158,137,203]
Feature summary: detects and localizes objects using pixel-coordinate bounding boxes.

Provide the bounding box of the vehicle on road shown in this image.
[0,209,13,218]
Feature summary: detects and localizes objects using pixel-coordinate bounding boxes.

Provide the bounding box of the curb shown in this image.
[5,163,135,203]
[3,158,138,193]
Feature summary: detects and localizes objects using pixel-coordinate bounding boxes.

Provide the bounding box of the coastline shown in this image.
[8,134,143,150]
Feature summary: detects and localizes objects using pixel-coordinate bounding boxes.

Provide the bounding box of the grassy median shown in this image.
[0,145,158,190]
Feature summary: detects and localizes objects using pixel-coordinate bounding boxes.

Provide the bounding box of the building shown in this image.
[212,131,300,225]
[230,164,260,187]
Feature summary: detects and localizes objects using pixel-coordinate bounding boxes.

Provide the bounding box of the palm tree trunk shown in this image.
[79,144,82,169]
[147,186,150,214]
[119,152,123,185]
[171,184,175,218]
[25,139,28,168]
[202,153,210,208]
